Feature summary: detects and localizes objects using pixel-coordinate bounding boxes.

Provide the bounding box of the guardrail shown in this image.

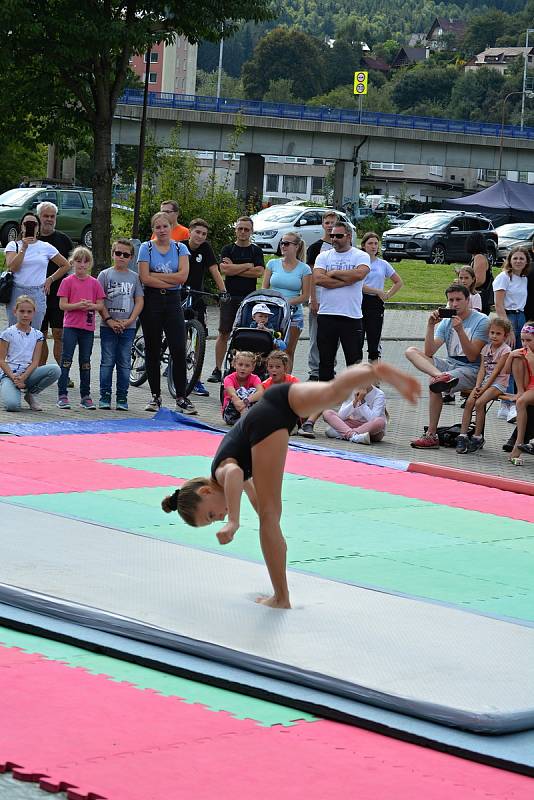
[119,89,534,141]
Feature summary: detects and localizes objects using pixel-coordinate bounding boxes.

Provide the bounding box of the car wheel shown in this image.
[81,226,92,248]
[1,222,19,247]
[430,244,446,264]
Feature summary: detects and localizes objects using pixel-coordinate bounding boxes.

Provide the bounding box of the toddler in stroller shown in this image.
[219,290,292,393]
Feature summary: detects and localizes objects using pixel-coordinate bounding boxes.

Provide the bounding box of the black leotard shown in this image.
[211,383,298,481]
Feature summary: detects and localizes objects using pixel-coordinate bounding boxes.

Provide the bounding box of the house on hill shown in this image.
[391,46,426,69]
[425,17,466,50]
[465,47,534,75]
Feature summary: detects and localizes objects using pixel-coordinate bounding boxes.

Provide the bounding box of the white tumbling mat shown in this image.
[1,502,533,734]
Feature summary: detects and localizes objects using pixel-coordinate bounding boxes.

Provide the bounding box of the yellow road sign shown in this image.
[354,71,368,95]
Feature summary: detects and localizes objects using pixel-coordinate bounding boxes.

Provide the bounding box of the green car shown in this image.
[0,186,93,247]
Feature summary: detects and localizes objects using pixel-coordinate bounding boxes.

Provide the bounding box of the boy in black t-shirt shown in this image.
[208,216,265,383]
[184,218,227,396]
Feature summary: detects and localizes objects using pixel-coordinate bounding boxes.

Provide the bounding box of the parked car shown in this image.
[381,211,498,265]
[251,206,357,253]
[387,212,418,227]
[0,186,93,247]
[352,206,375,222]
[495,223,534,263]
[373,200,400,218]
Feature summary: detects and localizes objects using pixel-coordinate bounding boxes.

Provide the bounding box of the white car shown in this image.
[251,206,357,254]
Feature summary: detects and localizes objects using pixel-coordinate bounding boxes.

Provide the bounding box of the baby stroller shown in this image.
[220,289,292,400]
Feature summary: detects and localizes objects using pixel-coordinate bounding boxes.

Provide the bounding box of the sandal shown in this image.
[518,443,534,456]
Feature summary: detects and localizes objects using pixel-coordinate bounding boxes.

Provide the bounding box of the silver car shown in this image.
[495,223,534,263]
[251,205,357,254]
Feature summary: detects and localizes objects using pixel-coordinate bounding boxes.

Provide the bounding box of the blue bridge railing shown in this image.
[119,88,534,141]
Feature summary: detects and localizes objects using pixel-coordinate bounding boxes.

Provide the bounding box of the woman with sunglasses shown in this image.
[262,232,311,370]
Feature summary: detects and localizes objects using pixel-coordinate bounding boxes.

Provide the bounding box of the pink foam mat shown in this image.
[0,645,530,800]
[3,429,534,522]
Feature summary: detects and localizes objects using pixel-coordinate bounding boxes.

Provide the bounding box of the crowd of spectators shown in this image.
[1,202,533,465]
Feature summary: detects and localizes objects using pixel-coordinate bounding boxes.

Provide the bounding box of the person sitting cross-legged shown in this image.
[406,283,489,449]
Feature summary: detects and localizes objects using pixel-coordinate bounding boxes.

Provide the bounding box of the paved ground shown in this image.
[0,305,529,479]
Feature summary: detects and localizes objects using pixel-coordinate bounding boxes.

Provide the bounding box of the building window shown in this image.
[282,175,307,193]
[311,176,324,194]
[144,52,159,63]
[266,174,279,193]
[369,162,404,171]
[149,72,158,84]
[429,165,443,176]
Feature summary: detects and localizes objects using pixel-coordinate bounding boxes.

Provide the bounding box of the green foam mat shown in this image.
[4,454,533,623]
[0,626,315,727]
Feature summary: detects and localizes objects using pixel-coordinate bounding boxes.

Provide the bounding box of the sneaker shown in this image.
[176,396,198,415]
[518,442,534,455]
[207,367,222,383]
[144,396,161,412]
[80,397,96,410]
[99,396,112,410]
[429,374,459,394]
[497,401,510,421]
[349,431,371,445]
[325,426,343,439]
[56,395,71,409]
[455,433,470,454]
[116,399,129,411]
[297,421,315,438]
[442,393,455,404]
[24,392,42,411]
[506,403,517,424]
[192,380,210,397]
[411,432,439,449]
[467,435,485,453]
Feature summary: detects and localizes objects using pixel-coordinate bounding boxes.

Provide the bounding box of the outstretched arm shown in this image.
[214,462,245,543]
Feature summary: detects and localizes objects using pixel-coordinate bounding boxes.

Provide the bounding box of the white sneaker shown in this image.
[325,426,343,439]
[24,392,42,411]
[497,401,510,421]
[506,403,517,424]
[349,431,371,445]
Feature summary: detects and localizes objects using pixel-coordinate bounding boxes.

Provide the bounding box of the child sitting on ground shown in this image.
[322,384,387,445]
[222,350,264,426]
[507,321,534,464]
[261,350,299,390]
[456,316,512,454]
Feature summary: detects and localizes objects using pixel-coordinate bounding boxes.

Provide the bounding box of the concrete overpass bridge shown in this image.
[112,90,534,204]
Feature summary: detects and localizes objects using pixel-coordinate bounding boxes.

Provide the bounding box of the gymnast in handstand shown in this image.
[162,362,420,608]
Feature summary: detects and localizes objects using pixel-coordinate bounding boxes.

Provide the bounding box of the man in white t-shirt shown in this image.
[305,211,338,381]
[406,283,489,449]
[314,221,370,381]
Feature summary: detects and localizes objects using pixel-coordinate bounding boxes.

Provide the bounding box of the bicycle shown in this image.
[129,288,220,397]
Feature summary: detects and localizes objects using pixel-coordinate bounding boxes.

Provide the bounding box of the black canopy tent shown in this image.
[445,179,534,226]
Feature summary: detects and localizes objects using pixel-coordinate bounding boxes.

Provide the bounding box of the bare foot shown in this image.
[375,363,421,405]
[256,595,291,609]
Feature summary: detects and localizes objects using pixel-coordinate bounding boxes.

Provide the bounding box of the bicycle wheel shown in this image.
[129,332,147,386]
[167,319,206,398]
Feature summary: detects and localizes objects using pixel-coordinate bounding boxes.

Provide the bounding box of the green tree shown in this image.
[242,27,326,100]
[461,10,513,59]
[323,40,364,93]
[196,69,245,99]
[262,78,300,103]
[0,140,47,193]
[447,68,506,123]
[391,65,458,111]
[0,0,272,271]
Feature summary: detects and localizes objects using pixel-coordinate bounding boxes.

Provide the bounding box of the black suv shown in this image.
[381,211,498,265]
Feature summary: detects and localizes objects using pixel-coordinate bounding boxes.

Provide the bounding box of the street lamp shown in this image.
[520,28,534,130]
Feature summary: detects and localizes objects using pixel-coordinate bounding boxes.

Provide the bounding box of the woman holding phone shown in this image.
[4,212,70,329]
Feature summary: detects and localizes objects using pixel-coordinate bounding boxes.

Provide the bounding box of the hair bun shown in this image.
[169,488,180,510]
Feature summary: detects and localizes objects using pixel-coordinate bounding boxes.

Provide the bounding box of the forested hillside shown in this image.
[196,0,534,126]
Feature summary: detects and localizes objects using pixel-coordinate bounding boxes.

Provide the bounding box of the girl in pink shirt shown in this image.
[222,351,263,426]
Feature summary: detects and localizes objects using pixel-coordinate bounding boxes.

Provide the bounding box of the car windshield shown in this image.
[255,207,301,223]
[401,213,456,230]
[0,188,36,207]
[496,223,534,238]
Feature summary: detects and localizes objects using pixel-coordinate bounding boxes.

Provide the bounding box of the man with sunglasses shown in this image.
[313,221,370,381]
[208,216,265,383]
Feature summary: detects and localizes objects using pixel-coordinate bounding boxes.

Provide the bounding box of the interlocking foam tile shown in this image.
[0,645,531,800]
[0,627,314,727]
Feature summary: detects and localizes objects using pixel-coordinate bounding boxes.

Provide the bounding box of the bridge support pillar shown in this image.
[236,153,265,210]
[333,160,355,208]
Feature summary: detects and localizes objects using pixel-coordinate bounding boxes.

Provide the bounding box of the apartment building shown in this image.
[130,36,198,95]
